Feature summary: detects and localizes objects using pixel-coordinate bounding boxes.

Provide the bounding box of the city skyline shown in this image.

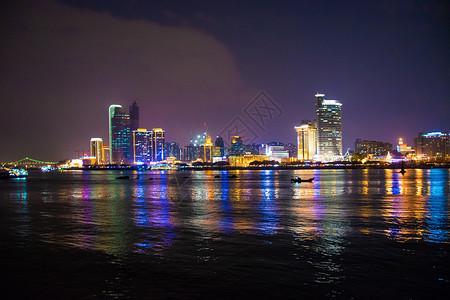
[0,0,449,162]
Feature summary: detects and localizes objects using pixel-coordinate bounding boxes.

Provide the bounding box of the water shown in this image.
[1,169,449,298]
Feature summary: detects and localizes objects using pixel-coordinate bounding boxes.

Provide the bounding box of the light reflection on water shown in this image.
[2,168,449,287]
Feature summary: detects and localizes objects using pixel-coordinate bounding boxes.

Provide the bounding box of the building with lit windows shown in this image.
[109,105,131,164]
[397,138,415,156]
[295,123,316,161]
[129,101,139,132]
[228,154,270,167]
[355,139,392,157]
[203,136,214,163]
[90,138,104,164]
[164,142,181,160]
[315,93,342,161]
[414,131,449,160]
[103,145,110,164]
[152,128,165,162]
[132,129,152,164]
[215,136,225,157]
[284,143,297,158]
[265,145,290,162]
[230,136,244,156]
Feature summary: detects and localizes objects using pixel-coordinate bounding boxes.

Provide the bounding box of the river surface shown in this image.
[1,169,449,298]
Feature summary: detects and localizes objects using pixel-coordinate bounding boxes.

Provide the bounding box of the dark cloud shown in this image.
[0,0,253,161]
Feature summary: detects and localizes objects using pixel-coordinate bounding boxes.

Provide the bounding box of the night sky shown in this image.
[1,0,449,162]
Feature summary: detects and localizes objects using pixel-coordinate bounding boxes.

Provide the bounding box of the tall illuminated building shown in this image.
[152,128,165,162]
[315,93,342,160]
[109,105,131,164]
[133,129,151,164]
[129,100,139,132]
[90,138,104,164]
[295,123,316,161]
[103,145,110,164]
[230,136,244,156]
[203,136,214,163]
[215,136,225,156]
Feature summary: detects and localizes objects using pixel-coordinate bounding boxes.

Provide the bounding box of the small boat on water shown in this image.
[116,175,130,180]
[399,160,406,175]
[291,177,314,183]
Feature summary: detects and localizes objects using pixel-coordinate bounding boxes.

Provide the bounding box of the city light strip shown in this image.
[9,157,58,164]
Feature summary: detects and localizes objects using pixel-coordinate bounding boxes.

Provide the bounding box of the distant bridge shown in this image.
[4,157,58,168]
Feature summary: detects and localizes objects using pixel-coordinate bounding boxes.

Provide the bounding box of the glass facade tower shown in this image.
[315,93,342,160]
[109,105,131,164]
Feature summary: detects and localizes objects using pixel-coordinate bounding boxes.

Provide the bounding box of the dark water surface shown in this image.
[1,169,449,299]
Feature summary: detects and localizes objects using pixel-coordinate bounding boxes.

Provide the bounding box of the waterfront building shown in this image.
[132,129,152,164]
[103,145,110,164]
[315,93,342,161]
[215,136,225,157]
[203,136,214,163]
[228,154,270,167]
[265,145,290,162]
[355,139,392,157]
[414,131,449,160]
[164,142,181,160]
[397,138,415,156]
[109,105,131,164]
[152,128,165,162]
[129,101,139,132]
[90,138,104,164]
[295,123,316,161]
[244,143,260,155]
[230,136,245,156]
[284,143,297,158]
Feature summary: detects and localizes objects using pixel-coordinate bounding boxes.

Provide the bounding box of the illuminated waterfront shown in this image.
[1,169,449,298]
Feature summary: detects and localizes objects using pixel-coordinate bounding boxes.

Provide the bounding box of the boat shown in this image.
[116,175,130,179]
[399,160,406,175]
[0,168,28,179]
[291,177,314,183]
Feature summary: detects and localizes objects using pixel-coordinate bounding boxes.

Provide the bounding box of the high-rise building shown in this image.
[165,142,181,160]
[414,131,449,160]
[129,101,139,132]
[230,136,244,156]
[133,129,152,164]
[109,105,131,164]
[203,136,214,163]
[295,123,316,160]
[103,145,110,164]
[90,138,104,164]
[152,128,165,162]
[315,93,342,160]
[215,136,225,157]
[284,143,297,158]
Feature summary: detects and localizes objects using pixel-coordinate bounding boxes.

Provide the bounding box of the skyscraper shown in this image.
[295,123,316,160]
[315,93,342,160]
[129,101,139,132]
[203,136,214,163]
[90,138,104,164]
[133,129,151,164]
[230,136,244,156]
[109,105,131,164]
[215,136,225,157]
[152,128,165,162]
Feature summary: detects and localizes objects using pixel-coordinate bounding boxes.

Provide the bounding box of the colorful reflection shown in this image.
[256,170,279,235]
[425,169,449,243]
[5,168,447,260]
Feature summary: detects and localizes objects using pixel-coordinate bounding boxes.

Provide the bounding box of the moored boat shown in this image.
[291,177,314,183]
[0,168,28,179]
